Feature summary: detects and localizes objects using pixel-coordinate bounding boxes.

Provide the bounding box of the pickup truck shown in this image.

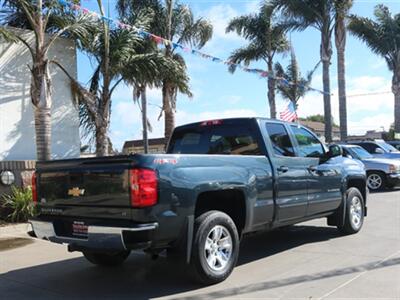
[30,118,367,284]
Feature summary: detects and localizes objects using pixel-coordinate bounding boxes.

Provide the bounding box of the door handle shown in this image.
[277,166,289,173]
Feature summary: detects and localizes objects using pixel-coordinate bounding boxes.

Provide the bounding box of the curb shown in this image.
[0,223,32,236]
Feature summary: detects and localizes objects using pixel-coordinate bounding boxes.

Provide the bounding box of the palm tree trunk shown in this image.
[95,121,108,156]
[322,59,332,142]
[141,86,149,154]
[96,0,111,157]
[321,24,333,143]
[34,106,51,161]
[163,81,175,146]
[31,60,52,161]
[337,47,347,141]
[393,73,400,134]
[267,60,276,119]
[336,14,348,142]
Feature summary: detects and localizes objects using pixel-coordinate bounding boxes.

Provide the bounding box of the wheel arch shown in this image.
[347,176,367,206]
[194,189,247,236]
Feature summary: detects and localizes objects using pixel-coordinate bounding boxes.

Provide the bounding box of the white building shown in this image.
[0,28,80,161]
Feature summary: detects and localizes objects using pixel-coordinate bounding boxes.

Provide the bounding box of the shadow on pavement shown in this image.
[0,225,369,299]
[174,256,400,300]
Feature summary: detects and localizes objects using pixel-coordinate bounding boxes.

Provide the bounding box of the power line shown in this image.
[60,0,329,95]
[346,91,392,98]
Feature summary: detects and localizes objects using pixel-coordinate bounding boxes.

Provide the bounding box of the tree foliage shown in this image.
[274,49,320,106]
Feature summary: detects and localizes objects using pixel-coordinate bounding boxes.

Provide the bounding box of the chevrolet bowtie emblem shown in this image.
[68,187,85,197]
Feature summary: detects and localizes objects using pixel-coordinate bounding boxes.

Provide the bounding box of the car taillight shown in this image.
[199,119,223,126]
[32,172,37,204]
[129,169,158,208]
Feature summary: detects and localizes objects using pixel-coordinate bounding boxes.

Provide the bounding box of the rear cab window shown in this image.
[167,119,263,155]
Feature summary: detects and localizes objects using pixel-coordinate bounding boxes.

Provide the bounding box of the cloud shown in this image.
[286,75,394,135]
[348,114,393,135]
[198,3,259,55]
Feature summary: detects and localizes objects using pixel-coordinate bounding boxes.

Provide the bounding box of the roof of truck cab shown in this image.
[174,117,295,129]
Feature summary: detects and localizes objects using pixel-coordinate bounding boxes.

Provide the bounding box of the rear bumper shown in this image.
[30,220,158,251]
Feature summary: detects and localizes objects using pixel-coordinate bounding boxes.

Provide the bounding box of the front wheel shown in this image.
[337,187,365,235]
[83,250,130,267]
[191,211,239,285]
[367,172,385,191]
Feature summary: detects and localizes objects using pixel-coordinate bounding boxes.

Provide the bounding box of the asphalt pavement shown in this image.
[1,190,399,299]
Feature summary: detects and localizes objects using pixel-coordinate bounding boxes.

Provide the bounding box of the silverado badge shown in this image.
[68,187,85,197]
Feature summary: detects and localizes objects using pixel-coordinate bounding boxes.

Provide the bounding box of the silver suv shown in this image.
[341,144,400,191]
[354,140,400,160]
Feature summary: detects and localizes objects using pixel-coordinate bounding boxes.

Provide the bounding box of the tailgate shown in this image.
[37,157,133,207]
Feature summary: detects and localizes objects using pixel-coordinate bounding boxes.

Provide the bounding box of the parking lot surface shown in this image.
[1,190,399,299]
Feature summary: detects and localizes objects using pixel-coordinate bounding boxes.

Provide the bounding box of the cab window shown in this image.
[265,123,295,157]
[291,126,325,158]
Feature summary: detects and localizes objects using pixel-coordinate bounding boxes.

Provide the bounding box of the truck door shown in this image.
[265,122,308,221]
[289,125,342,216]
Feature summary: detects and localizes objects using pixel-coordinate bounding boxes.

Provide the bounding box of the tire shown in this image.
[83,250,130,267]
[337,187,365,235]
[191,211,239,285]
[367,171,386,191]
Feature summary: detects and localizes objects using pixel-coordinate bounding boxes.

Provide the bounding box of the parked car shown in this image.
[386,140,400,151]
[353,140,400,160]
[30,118,367,285]
[340,144,400,191]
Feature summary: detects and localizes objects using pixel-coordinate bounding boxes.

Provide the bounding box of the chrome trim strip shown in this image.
[29,220,157,250]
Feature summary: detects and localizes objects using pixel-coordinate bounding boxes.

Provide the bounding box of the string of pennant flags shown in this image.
[58,0,329,96]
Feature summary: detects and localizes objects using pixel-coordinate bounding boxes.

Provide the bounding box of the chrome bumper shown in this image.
[30,220,157,250]
[388,173,400,179]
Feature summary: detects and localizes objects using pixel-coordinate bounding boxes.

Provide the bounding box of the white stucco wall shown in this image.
[0,28,80,160]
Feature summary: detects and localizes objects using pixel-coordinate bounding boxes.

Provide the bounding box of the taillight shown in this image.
[199,119,223,126]
[129,169,158,208]
[32,172,37,204]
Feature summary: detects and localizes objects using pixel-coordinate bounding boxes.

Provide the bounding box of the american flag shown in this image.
[279,102,298,122]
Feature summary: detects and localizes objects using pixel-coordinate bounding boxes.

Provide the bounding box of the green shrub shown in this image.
[2,186,35,222]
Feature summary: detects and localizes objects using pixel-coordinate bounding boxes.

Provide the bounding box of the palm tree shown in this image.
[274,0,335,142]
[117,0,212,145]
[226,2,289,119]
[348,5,400,135]
[274,48,320,107]
[334,0,353,141]
[117,1,191,153]
[1,0,94,160]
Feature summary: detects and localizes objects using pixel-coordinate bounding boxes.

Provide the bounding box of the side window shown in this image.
[265,123,295,157]
[361,143,378,153]
[291,126,325,158]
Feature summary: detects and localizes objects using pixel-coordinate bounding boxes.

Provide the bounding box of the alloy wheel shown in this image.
[367,174,382,190]
[203,225,233,272]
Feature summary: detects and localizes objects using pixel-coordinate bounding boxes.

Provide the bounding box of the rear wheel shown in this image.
[191,211,239,285]
[83,250,130,267]
[367,171,385,191]
[337,187,364,235]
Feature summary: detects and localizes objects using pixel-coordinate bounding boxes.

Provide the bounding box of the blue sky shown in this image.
[76,0,400,150]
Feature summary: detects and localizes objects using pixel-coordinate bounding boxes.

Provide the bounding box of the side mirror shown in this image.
[328,144,343,158]
[346,154,353,159]
[375,148,385,154]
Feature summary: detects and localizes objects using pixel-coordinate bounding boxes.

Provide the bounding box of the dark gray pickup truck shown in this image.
[30,118,367,284]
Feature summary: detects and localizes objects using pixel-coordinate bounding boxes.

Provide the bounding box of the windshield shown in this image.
[376,141,399,153]
[348,146,374,160]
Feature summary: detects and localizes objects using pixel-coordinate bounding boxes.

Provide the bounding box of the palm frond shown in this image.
[228,42,266,73]
[0,26,18,42]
